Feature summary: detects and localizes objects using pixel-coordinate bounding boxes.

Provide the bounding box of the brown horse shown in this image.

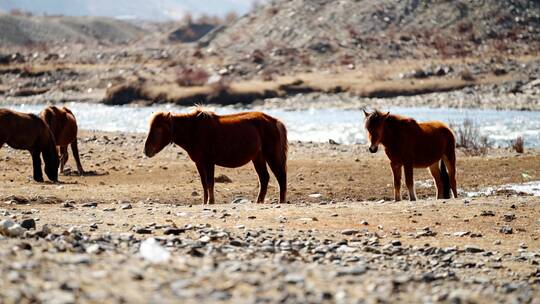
[364,110,457,201]
[40,106,84,175]
[144,109,288,204]
[0,108,59,182]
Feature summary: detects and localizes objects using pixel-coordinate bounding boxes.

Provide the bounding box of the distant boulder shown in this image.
[168,23,215,43]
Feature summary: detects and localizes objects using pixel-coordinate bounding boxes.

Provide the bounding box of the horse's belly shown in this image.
[216,158,252,168]
[6,138,32,150]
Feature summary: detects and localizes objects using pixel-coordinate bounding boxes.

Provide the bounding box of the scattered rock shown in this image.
[215,174,232,183]
[464,245,484,253]
[139,238,170,263]
[20,218,36,230]
[341,229,359,236]
[500,226,513,234]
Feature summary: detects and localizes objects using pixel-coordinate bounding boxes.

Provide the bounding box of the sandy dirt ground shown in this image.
[0,131,539,303]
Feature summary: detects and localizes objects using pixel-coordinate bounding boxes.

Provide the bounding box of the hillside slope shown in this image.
[207,0,540,73]
[0,14,146,45]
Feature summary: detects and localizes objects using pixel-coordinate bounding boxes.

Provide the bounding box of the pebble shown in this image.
[7,224,25,237]
[464,245,484,253]
[164,228,185,235]
[121,204,133,210]
[0,219,15,235]
[20,219,36,230]
[500,226,513,234]
[341,229,359,236]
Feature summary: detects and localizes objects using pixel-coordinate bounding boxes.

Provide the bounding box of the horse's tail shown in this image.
[440,159,451,199]
[275,119,288,168]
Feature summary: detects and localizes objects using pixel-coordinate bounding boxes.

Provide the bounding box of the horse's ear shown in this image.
[383,112,390,119]
[363,109,370,118]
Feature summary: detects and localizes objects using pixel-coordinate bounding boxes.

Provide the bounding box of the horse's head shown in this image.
[144,112,172,158]
[42,128,60,182]
[364,109,389,153]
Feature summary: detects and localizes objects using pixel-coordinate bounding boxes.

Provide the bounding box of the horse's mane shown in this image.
[192,105,216,118]
[387,113,417,126]
[369,110,418,128]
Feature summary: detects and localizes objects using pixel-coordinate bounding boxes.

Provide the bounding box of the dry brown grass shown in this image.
[451,119,492,156]
[512,136,525,153]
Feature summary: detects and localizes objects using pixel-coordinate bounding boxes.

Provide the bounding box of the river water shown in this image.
[4,103,540,146]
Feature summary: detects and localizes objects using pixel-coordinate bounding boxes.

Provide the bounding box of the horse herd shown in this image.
[0,106,458,204]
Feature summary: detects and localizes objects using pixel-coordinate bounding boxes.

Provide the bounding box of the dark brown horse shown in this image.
[144,109,288,204]
[0,108,59,182]
[364,110,457,201]
[40,106,84,175]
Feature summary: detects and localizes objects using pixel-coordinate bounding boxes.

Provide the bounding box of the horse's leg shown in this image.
[443,153,458,198]
[70,140,84,175]
[390,163,402,201]
[205,163,215,204]
[31,150,44,182]
[404,164,416,201]
[59,146,68,173]
[195,162,208,204]
[253,154,270,204]
[428,162,444,199]
[267,157,287,204]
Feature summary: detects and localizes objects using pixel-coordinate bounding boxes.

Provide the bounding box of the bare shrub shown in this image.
[224,11,238,24]
[511,136,524,153]
[209,76,232,95]
[451,119,492,156]
[175,66,209,87]
[459,68,475,81]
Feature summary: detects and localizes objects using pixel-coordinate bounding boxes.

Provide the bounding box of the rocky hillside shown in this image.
[0,14,147,46]
[207,0,540,76]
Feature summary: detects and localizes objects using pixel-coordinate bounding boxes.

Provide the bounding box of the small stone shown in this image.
[86,244,102,254]
[480,210,495,216]
[500,226,513,234]
[103,208,116,212]
[336,265,367,276]
[7,224,25,237]
[494,240,502,245]
[391,240,402,246]
[454,231,470,237]
[199,235,211,243]
[360,220,369,225]
[164,228,185,235]
[62,201,74,208]
[503,213,516,222]
[121,204,133,210]
[231,197,250,204]
[215,174,232,183]
[20,219,36,230]
[82,202,98,207]
[135,227,153,234]
[284,273,304,284]
[464,245,484,253]
[341,229,359,235]
[0,219,15,235]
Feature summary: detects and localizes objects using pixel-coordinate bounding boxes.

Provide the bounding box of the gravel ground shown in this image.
[0,131,539,303]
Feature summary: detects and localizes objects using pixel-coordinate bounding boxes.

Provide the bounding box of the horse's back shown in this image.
[418,121,455,145]
[40,106,78,146]
[0,109,45,149]
[201,111,286,166]
[412,121,455,166]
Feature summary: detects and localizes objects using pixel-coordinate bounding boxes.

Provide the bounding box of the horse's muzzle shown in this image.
[144,148,155,158]
[369,145,378,153]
